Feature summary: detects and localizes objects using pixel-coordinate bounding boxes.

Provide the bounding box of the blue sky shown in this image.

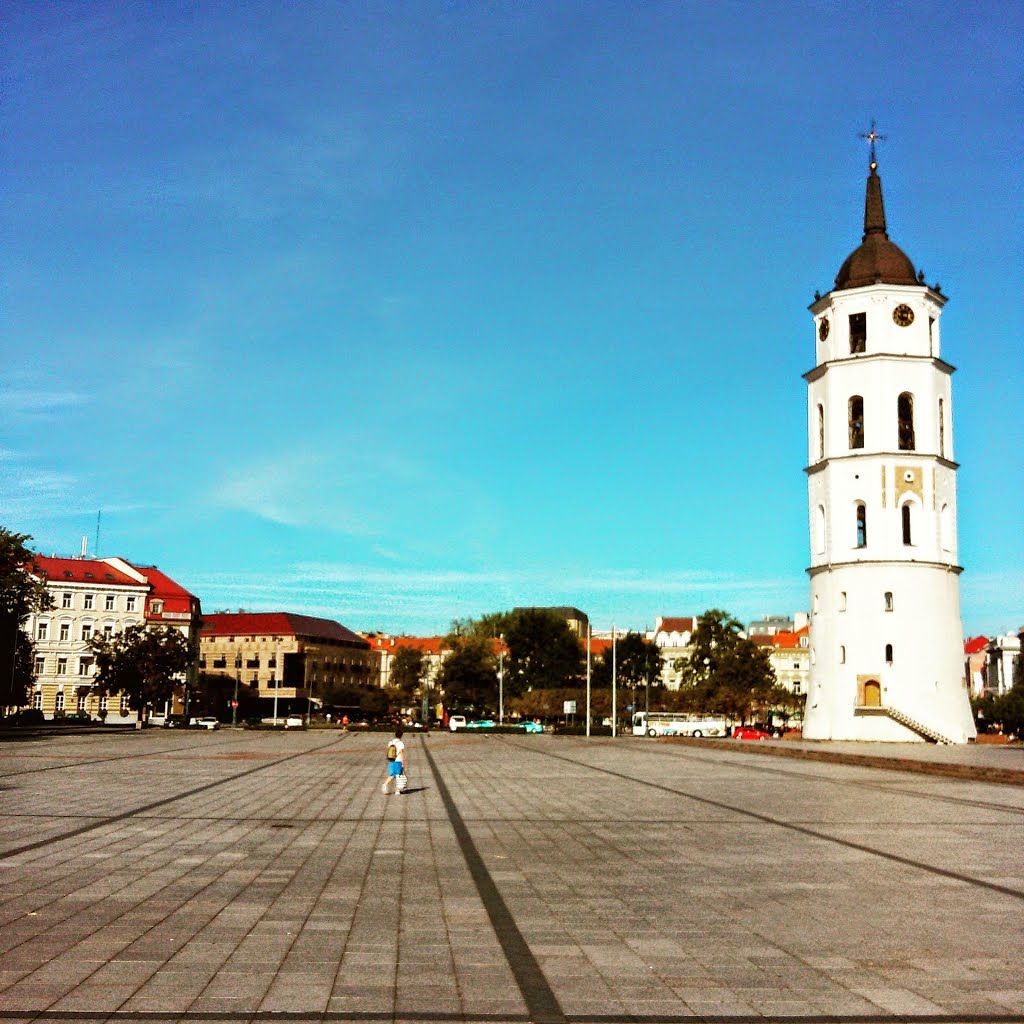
[3,1,1021,638]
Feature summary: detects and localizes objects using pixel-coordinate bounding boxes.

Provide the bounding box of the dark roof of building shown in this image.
[201,612,369,648]
[834,159,918,291]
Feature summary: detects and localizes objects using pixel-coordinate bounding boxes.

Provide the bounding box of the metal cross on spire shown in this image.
[859,120,886,170]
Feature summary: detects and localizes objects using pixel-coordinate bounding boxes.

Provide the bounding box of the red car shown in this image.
[733,725,770,740]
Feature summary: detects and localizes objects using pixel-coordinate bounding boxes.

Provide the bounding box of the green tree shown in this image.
[390,646,427,703]
[678,609,775,721]
[437,634,496,714]
[0,528,52,710]
[503,608,583,694]
[90,624,192,719]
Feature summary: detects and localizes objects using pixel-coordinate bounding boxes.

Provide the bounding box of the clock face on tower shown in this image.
[893,303,915,327]
[818,317,830,341]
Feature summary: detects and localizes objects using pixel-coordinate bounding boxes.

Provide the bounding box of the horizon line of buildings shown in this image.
[13,551,1023,723]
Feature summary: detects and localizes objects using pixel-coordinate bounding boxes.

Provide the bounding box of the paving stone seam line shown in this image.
[509,739,1024,902]
[420,740,567,1024]
[0,731,266,779]
[0,1009,999,1024]
[635,743,1024,818]
[0,733,352,862]
[664,737,1024,787]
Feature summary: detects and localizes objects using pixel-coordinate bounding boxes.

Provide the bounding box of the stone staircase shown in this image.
[886,705,955,745]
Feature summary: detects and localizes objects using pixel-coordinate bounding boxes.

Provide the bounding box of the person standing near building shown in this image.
[382,728,406,795]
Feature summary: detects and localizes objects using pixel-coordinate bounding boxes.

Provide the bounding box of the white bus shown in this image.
[632,711,727,738]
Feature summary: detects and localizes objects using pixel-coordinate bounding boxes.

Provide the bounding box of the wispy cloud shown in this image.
[185,561,807,635]
[0,386,92,418]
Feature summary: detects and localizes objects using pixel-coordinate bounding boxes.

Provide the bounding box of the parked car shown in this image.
[466,719,495,729]
[195,716,220,730]
[515,720,544,733]
[163,714,188,729]
[284,715,304,728]
[56,712,95,725]
[448,715,467,732]
[2,709,45,727]
[733,725,770,740]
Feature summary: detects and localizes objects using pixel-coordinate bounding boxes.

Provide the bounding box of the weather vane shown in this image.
[859,120,886,169]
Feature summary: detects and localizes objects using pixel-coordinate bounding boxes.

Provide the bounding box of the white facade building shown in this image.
[802,139,975,743]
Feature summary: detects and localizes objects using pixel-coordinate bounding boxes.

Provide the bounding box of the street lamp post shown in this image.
[232,650,240,727]
[498,635,504,725]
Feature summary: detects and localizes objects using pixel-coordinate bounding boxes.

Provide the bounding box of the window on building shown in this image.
[34,656,45,675]
[83,594,94,609]
[938,398,945,458]
[940,503,953,551]
[77,692,88,713]
[885,643,893,664]
[103,624,113,638]
[151,600,163,614]
[856,504,867,547]
[33,690,42,710]
[884,591,894,612]
[817,403,824,460]
[54,691,65,712]
[849,312,866,353]
[928,316,935,354]
[126,597,136,612]
[120,696,130,715]
[78,657,93,676]
[57,658,68,675]
[897,392,915,450]
[60,622,71,641]
[839,591,847,611]
[902,503,913,545]
[105,595,116,611]
[62,592,72,608]
[100,695,108,712]
[849,396,864,449]
[840,645,846,664]
[37,622,48,641]
[81,624,92,641]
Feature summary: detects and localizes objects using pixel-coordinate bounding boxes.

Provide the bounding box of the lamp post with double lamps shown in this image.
[232,650,241,726]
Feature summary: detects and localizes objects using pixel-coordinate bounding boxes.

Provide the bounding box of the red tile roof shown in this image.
[201,612,368,648]
[133,565,199,617]
[964,635,989,655]
[30,556,141,588]
[656,617,697,634]
[772,626,809,651]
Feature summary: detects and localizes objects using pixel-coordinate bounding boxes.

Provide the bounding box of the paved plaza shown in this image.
[0,727,1022,1024]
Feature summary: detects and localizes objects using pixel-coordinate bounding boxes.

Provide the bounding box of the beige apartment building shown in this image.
[199,612,373,717]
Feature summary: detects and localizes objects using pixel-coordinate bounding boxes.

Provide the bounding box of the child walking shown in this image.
[381,728,406,795]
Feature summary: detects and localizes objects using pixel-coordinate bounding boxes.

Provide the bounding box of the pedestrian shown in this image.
[381,728,407,795]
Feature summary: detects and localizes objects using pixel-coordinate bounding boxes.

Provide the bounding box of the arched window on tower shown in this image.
[849,396,864,449]
[817,404,824,461]
[849,312,866,353]
[901,503,913,545]
[814,505,826,555]
[940,502,953,552]
[885,643,893,664]
[856,503,867,548]
[938,398,945,458]
[898,392,915,450]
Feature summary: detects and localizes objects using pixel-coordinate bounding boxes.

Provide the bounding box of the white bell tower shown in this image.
[802,128,975,743]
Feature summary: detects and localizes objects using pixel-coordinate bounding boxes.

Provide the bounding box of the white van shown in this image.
[448,715,467,731]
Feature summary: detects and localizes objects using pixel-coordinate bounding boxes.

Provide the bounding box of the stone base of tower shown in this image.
[801,704,976,744]
[803,564,977,745]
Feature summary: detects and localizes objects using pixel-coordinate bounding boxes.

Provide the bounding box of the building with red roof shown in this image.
[22,555,200,722]
[199,612,372,721]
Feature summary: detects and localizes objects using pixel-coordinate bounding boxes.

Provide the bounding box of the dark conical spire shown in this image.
[863,164,887,238]
[834,123,917,290]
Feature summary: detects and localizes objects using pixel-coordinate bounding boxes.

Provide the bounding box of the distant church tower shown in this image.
[802,128,975,743]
